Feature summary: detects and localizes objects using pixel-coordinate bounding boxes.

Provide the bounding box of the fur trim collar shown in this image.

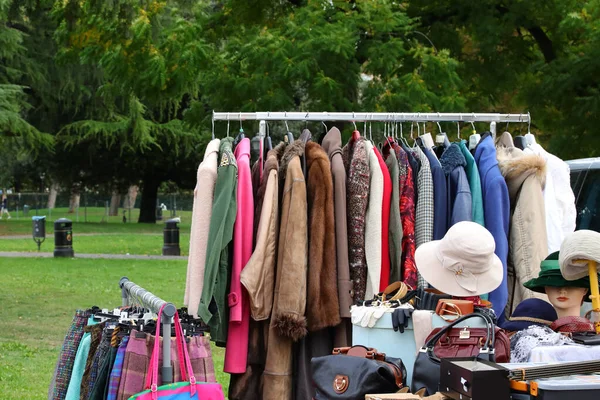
[440,143,467,175]
[279,140,305,176]
[265,148,280,175]
[496,147,546,199]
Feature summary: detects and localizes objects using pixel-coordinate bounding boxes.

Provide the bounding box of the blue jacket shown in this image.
[440,143,472,227]
[422,146,447,240]
[474,134,510,323]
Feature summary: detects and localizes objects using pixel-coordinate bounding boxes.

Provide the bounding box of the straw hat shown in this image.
[415,221,503,297]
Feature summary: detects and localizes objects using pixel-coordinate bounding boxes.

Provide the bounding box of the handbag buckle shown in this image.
[459,328,470,339]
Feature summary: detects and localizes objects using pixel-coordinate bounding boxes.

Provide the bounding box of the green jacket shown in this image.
[459,140,484,226]
[198,137,238,346]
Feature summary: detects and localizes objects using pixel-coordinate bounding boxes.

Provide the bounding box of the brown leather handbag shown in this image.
[411,312,510,396]
[311,345,406,399]
[435,299,474,321]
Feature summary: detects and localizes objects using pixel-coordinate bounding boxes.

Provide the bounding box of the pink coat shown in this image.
[224,138,254,373]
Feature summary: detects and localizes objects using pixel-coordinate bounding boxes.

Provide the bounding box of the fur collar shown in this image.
[279,140,305,176]
[305,141,328,169]
[440,143,467,175]
[265,147,280,175]
[496,147,546,200]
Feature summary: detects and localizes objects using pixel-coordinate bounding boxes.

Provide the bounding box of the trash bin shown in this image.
[32,216,46,251]
[162,218,180,256]
[54,218,74,257]
[23,205,30,216]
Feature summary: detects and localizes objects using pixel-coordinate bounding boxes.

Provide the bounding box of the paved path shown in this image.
[0,232,163,240]
[0,251,187,260]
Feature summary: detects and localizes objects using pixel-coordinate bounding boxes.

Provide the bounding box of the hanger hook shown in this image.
[456,121,460,140]
[322,121,328,131]
[410,121,414,140]
[284,112,290,132]
[239,112,243,131]
[227,114,230,137]
[469,121,476,133]
[212,117,215,140]
[527,112,531,134]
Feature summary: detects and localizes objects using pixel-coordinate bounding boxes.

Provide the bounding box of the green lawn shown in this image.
[0,207,192,236]
[0,258,228,399]
[0,233,191,256]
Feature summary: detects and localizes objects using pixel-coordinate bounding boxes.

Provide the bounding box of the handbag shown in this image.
[435,299,474,321]
[311,345,406,400]
[411,312,510,396]
[128,305,224,400]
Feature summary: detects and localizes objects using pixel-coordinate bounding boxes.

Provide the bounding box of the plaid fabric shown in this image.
[414,147,434,288]
[50,309,89,400]
[80,322,104,397]
[106,336,129,400]
[84,327,111,397]
[117,331,217,400]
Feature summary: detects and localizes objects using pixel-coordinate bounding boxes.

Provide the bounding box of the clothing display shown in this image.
[181,112,582,398]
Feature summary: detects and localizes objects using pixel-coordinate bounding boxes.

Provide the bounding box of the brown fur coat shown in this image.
[305,141,341,332]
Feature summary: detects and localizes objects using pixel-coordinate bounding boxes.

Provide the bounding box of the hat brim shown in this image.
[524,274,594,302]
[415,240,503,297]
[501,320,550,332]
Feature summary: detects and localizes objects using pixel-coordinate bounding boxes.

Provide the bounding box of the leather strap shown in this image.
[332,345,386,361]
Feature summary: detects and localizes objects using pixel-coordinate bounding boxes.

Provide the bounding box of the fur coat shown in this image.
[497,147,549,317]
[342,137,370,302]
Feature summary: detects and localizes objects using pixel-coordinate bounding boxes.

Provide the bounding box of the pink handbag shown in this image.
[128,305,224,400]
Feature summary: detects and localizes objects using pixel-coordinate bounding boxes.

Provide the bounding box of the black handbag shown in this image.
[311,345,406,400]
[411,312,498,396]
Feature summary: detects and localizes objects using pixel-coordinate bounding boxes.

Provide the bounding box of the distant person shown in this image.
[1,194,11,219]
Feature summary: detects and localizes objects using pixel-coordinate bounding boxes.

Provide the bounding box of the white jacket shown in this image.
[524,139,576,253]
[364,141,383,299]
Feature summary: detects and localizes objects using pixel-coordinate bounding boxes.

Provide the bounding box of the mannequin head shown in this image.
[545,286,588,318]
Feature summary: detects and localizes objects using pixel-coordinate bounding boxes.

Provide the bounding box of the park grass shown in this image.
[0,257,228,399]
[0,207,192,236]
[0,233,191,256]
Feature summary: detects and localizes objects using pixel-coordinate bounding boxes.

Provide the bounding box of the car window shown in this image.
[575,169,600,232]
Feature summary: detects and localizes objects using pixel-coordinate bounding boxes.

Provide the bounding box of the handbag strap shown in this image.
[173,311,198,397]
[145,304,166,392]
[422,312,494,357]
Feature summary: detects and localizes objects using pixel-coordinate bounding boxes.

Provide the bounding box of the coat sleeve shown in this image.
[485,175,510,324]
[450,168,473,226]
[198,164,237,325]
[272,163,308,341]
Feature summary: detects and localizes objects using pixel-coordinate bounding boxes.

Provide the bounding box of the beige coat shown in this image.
[240,150,279,321]
[497,147,549,315]
[263,141,308,400]
[184,138,220,318]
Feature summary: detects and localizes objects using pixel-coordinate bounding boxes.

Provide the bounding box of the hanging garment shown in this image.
[50,309,89,400]
[474,134,510,323]
[342,137,370,303]
[459,140,485,226]
[413,147,434,249]
[89,336,117,400]
[322,129,352,349]
[225,138,254,374]
[364,140,384,299]
[305,141,340,331]
[374,146,392,291]
[440,143,472,227]
[524,140,576,252]
[402,142,421,204]
[198,137,238,346]
[106,335,129,400]
[79,321,104,399]
[421,145,447,240]
[296,141,340,400]
[231,146,282,400]
[251,158,262,245]
[321,128,353,338]
[82,327,111,399]
[184,138,220,318]
[384,149,403,284]
[496,147,549,317]
[395,145,417,289]
[263,140,307,400]
[64,317,99,400]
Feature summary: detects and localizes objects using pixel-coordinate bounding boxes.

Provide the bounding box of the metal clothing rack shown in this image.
[119,277,177,385]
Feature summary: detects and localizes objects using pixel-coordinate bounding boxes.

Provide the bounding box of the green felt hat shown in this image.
[524,251,593,299]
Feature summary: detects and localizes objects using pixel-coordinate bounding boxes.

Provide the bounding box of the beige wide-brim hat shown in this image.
[416,221,503,297]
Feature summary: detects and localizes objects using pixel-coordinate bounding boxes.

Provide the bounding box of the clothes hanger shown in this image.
[468,115,480,150]
[234,113,245,147]
[523,112,536,146]
[350,112,361,143]
[434,114,450,148]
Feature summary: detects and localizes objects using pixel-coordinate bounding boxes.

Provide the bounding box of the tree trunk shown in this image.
[47,183,59,209]
[123,185,139,209]
[109,191,121,216]
[138,177,160,223]
[68,193,80,213]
